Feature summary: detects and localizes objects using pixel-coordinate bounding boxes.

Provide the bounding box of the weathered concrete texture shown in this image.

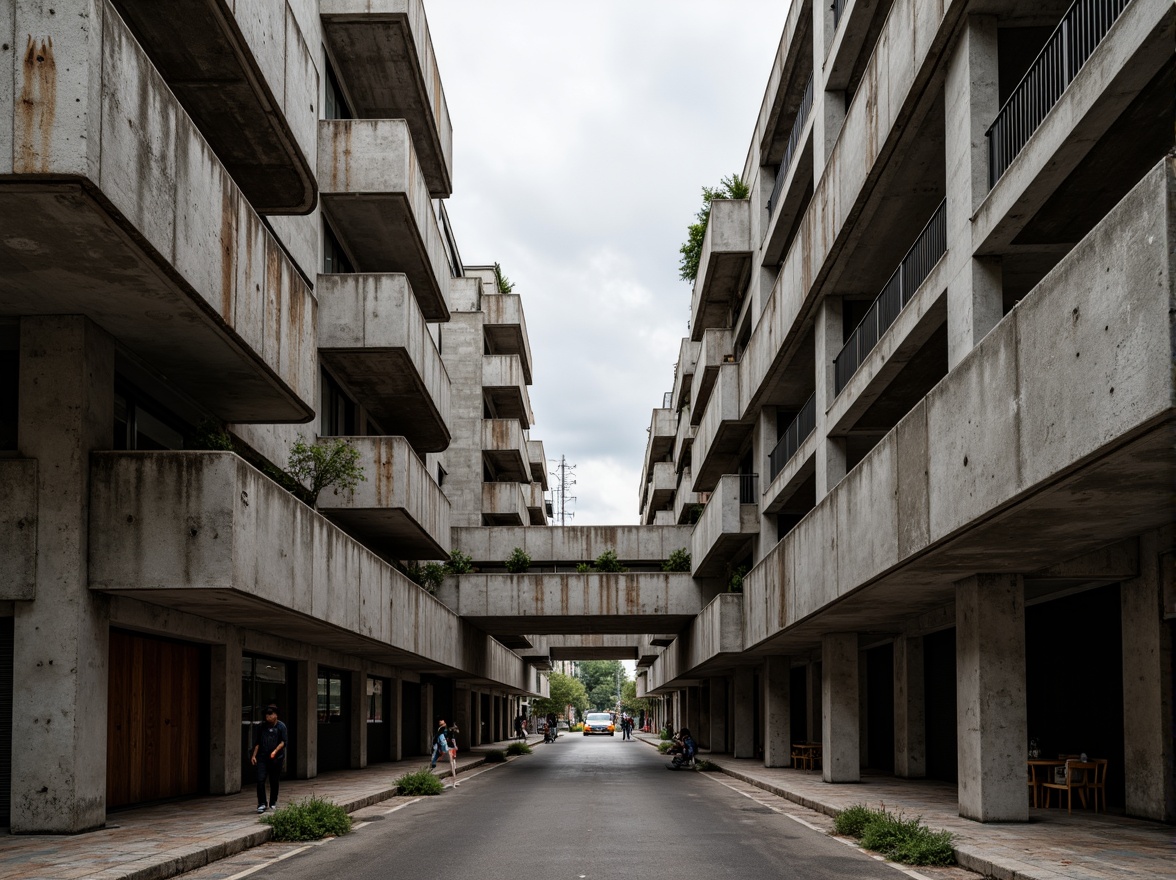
[317,272,451,452]
[320,0,453,196]
[893,634,926,779]
[317,435,450,560]
[732,667,755,758]
[542,634,640,661]
[482,293,533,383]
[435,572,705,637]
[641,461,676,522]
[821,633,859,783]
[87,452,534,694]
[692,473,759,576]
[0,459,37,601]
[671,337,701,410]
[482,354,533,428]
[691,199,752,341]
[318,119,451,321]
[481,481,529,526]
[526,439,547,488]
[956,575,1027,823]
[644,594,743,693]
[689,328,734,427]
[111,0,318,212]
[452,525,694,566]
[0,1,318,423]
[763,655,791,767]
[481,419,529,482]
[692,364,748,492]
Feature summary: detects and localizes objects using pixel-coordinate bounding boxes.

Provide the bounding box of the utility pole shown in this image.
[549,455,577,527]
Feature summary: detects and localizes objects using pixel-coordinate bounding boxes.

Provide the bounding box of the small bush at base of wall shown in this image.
[506,742,533,756]
[394,768,444,796]
[261,796,352,840]
[483,749,507,762]
[832,804,955,867]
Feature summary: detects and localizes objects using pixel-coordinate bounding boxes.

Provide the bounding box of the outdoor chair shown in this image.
[1041,760,1094,813]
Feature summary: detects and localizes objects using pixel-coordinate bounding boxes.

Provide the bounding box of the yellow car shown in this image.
[582,712,615,736]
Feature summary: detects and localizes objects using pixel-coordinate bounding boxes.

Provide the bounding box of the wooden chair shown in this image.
[1041,760,1094,813]
[791,747,808,770]
[1085,759,1109,813]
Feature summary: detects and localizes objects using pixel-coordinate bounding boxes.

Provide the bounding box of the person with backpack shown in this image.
[430,718,449,770]
[668,727,697,770]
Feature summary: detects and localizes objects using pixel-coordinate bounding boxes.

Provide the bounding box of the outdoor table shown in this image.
[792,742,823,771]
[1027,759,1065,808]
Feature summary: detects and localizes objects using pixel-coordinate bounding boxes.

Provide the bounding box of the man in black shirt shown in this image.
[251,705,288,813]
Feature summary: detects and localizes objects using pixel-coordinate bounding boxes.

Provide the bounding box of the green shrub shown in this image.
[660,728,674,740]
[575,563,592,573]
[662,548,691,572]
[493,262,515,294]
[834,805,955,867]
[446,549,474,574]
[287,436,365,509]
[679,174,750,282]
[394,767,445,796]
[483,749,507,763]
[727,564,748,593]
[188,418,234,451]
[506,741,533,756]
[261,795,352,840]
[593,549,627,573]
[505,547,531,573]
[569,723,583,732]
[833,804,880,838]
[405,561,447,594]
[657,741,674,754]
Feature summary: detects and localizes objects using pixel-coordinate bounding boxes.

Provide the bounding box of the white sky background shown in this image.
[428,2,792,524]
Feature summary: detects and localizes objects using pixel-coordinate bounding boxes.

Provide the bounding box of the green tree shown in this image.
[678,173,750,282]
[286,436,365,509]
[532,671,588,719]
[620,679,654,716]
[493,262,515,294]
[575,660,629,712]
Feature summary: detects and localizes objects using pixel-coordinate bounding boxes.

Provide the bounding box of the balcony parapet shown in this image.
[317,273,450,452]
[673,416,696,475]
[482,294,533,383]
[643,594,743,692]
[0,460,37,601]
[526,439,548,490]
[482,354,534,428]
[671,338,702,411]
[692,365,749,492]
[318,119,451,321]
[526,482,549,526]
[673,471,702,525]
[690,329,735,427]
[689,199,752,341]
[691,474,759,577]
[452,525,695,567]
[481,481,529,527]
[641,462,677,524]
[481,419,529,482]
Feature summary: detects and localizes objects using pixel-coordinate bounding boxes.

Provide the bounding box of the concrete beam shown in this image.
[452,525,694,567]
[690,199,753,340]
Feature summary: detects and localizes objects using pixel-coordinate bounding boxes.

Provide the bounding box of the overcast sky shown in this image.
[428,2,792,524]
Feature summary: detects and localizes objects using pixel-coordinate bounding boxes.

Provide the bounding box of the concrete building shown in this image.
[636,0,1174,824]
[0,0,549,832]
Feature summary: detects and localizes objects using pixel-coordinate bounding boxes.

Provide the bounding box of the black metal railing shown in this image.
[739,473,759,504]
[834,199,947,394]
[662,391,673,409]
[985,0,1131,187]
[833,0,850,29]
[768,393,817,480]
[767,73,815,217]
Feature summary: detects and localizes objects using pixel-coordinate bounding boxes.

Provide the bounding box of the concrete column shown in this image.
[350,669,366,769]
[822,633,860,783]
[1120,530,1175,821]
[709,677,728,752]
[389,675,403,761]
[687,686,702,736]
[945,15,1003,368]
[671,691,681,732]
[421,683,434,753]
[814,297,846,498]
[806,662,822,743]
[956,574,1027,822]
[472,690,483,746]
[296,660,318,778]
[11,317,114,833]
[454,687,472,749]
[763,656,792,767]
[812,0,847,176]
[733,667,755,758]
[894,635,926,778]
[756,407,777,547]
[209,637,244,794]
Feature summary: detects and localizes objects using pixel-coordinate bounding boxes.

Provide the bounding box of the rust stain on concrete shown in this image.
[17,36,56,174]
[220,178,237,323]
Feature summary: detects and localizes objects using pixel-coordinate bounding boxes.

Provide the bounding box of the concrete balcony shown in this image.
[689,199,752,341]
[317,273,450,452]
[482,294,533,383]
[110,0,316,212]
[671,338,701,411]
[690,329,735,427]
[641,408,676,477]
[691,475,759,577]
[672,471,702,525]
[481,419,529,483]
[0,3,317,423]
[641,462,677,525]
[87,452,530,690]
[0,460,37,601]
[673,415,696,474]
[525,482,549,526]
[482,355,534,429]
[644,594,743,692]
[692,365,749,492]
[453,525,695,567]
[317,436,450,560]
[481,481,529,527]
[320,0,453,197]
[527,439,548,490]
[318,119,451,321]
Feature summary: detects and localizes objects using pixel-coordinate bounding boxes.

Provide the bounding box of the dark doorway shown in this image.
[789,665,807,756]
[866,643,895,772]
[366,677,391,764]
[402,681,423,757]
[241,655,294,786]
[923,628,957,783]
[316,668,351,772]
[0,618,12,825]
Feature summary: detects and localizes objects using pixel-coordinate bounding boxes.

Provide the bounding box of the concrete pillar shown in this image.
[472,690,483,746]
[733,667,755,758]
[296,659,318,778]
[390,675,403,761]
[822,633,860,783]
[956,574,1027,822]
[814,297,846,498]
[945,15,1003,368]
[709,678,728,752]
[894,635,927,778]
[687,686,702,736]
[756,407,777,548]
[763,656,792,767]
[1120,530,1175,821]
[454,687,472,749]
[806,662,822,743]
[350,668,366,769]
[421,683,434,753]
[209,637,243,794]
[812,0,847,176]
[11,317,114,833]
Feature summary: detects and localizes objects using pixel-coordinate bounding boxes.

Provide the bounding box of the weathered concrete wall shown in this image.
[692,364,743,491]
[0,459,37,601]
[691,199,752,340]
[453,525,694,564]
[644,594,743,693]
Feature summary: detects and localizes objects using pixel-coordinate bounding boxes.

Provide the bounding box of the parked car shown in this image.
[582,712,615,736]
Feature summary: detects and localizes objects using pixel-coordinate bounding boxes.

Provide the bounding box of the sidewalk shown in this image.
[636,734,1175,880]
[0,735,544,880]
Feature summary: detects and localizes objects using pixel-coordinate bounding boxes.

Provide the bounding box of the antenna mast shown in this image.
[549,455,577,526]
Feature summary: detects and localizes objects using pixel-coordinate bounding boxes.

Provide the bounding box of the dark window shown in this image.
[323,221,354,274]
[0,348,17,451]
[320,370,357,437]
[113,379,188,451]
[323,58,352,120]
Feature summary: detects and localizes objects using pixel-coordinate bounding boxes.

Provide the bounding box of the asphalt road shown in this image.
[245,735,907,880]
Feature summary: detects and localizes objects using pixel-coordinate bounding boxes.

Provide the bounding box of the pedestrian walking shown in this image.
[514,713,526,741]
[250,704,287,813]
[445,725,460,788]
[430,718,449,770]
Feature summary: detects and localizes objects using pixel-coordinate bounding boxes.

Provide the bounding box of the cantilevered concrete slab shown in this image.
[644,594,744,693]
[692,475,759,577]
[0,4,317,423]
[88,452,534,692]
[482,481,528,527]
[640,462,676,522]
[692,365,752,492]
[317,273,451,452]
[318,119,451,320]
[527,440,549,490]
[525,483,548,526]
[671,338,701,411]
[482,355,534,428]
[435,572,706,637]
[690,329,734,426]
[453,525,694,567]
[690,199,753,340]
[321,0,454,197]
[318,436,450,560]
[482,293,533,383]
[110,0,317,212]
[482,419,529,482]
[547,635,640,661]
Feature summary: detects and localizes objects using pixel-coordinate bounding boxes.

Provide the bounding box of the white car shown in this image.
[582,712,615,736]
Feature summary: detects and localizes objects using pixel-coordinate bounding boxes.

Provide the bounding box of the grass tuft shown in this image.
[483,749,507,763]
[261,795,351,841]
[394,767,444,796]
[505,741,533,756]
[832,804,955,867]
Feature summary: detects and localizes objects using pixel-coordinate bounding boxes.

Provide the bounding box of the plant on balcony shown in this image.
[686,503,705,524]
[726,564,748,593]
[678,173,750,282]
[286,436,365,509]
[493,262,515,294]
[662,548,691,572]
[188,418,235,452]
[505,547,532,573]
[447,549,475,574]
[575,563,592,573]
[405,561,447,595]
[593,549,627,573]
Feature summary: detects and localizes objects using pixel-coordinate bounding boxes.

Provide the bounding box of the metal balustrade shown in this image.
[833,0,850,29]
[766,73,815,217]
[768,393,817,480]
[986,0,1132,187]
[833,199,947,395]
[739,473,759,504]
